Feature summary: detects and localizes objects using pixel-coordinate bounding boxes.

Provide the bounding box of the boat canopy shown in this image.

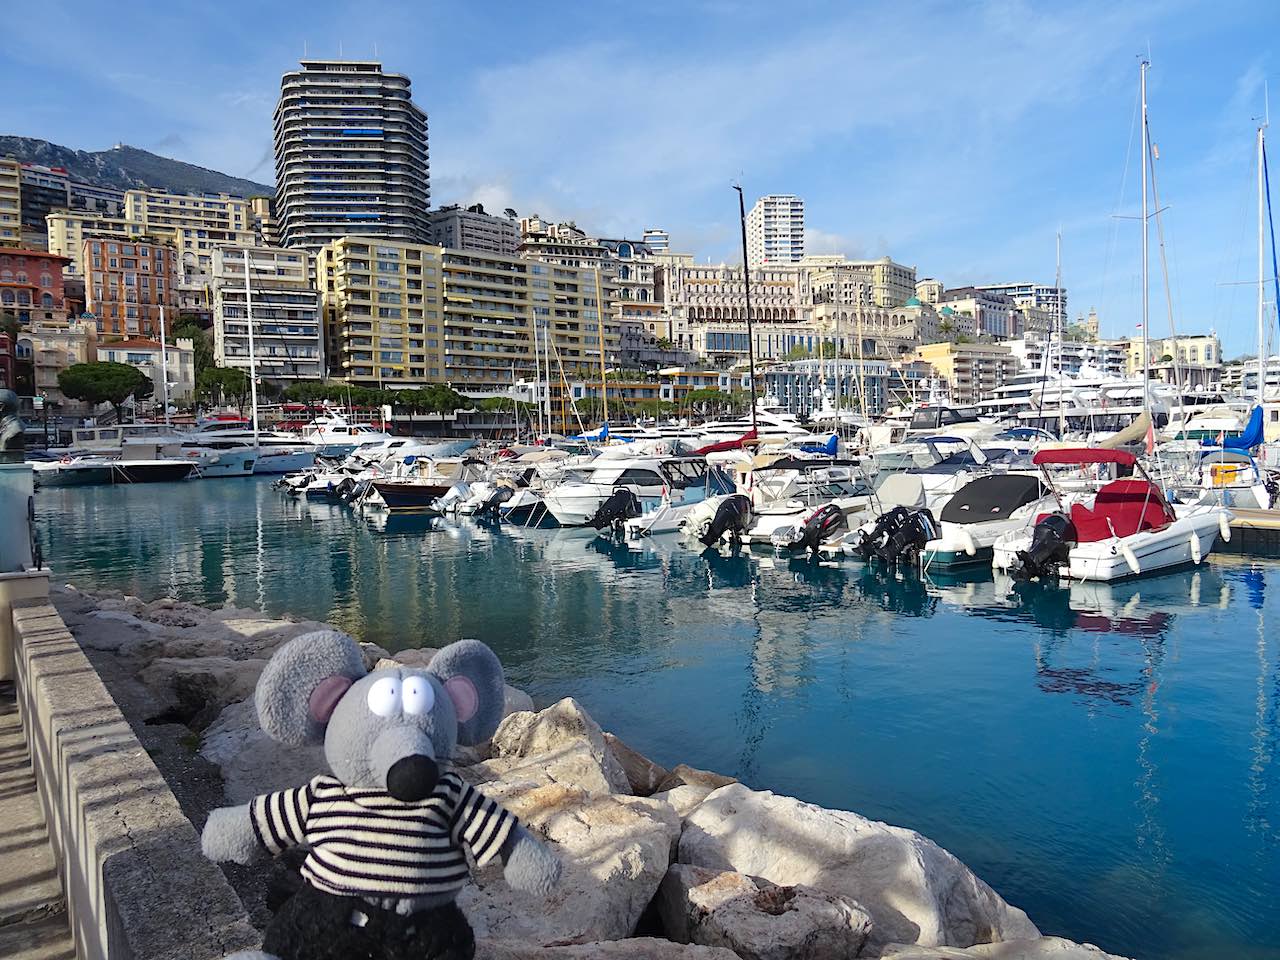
[939,474,1047,524]
[1032,448,1137,467]
[1204,404,1264,451]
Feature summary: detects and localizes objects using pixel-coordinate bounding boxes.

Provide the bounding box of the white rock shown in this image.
[651,784,714,820]
[655,764,737,795]
[658,863,873,960]
[476,938,740,960]
[879,938,1132,959]
[458,783,679,945]
[680,784,1039,954]
[201,699,327,803]
[491,698,630,795]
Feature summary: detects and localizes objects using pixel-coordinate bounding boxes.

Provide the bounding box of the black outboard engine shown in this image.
[876,508,937,566]
[1012,512,1077,581]
[587,488,642,534]
[334,477,356,501]
[773,503,847,555]
[700,494,753,547]
[341,478,372,504]
[853,506,910,561]
[477,485,514,519]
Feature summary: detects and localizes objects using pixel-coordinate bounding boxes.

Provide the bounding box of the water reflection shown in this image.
[32,480,1280,958]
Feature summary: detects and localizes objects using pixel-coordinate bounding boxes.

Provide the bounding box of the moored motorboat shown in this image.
[921,472,1052,570]
[992,448,1230,582]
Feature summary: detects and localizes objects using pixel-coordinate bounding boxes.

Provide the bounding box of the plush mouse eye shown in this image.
[402,677,435,716]
[367,677,401,717]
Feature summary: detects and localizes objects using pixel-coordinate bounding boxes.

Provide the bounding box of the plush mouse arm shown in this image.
[202,804,265,866]
[500,824,561,896]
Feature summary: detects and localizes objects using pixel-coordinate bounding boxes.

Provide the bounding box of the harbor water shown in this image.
[35,477,1280,960]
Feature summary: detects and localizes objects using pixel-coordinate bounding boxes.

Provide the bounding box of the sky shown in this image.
[5,0,1280,357]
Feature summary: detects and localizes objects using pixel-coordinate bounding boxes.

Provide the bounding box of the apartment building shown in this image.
[316,237,445,386]
[805,256,917,308]
[0,332,11,390]
[98,336,195,401]
[18,163,71,248]
[977,281,1067,320]
[274,60,431,250]
[746,194,804,265]
[250,197,278,246]
[83,237,180,337]
[317,238,617,390]
[46,211,163,276]
[123,189,255,281]
[427,204,518,256]
[21,319,98,405]
[938,287,1019,339]
[212,245,324,381]
[70,181,126,217]
[0,159,21,247]
[0,249,71,326]
[915,341,1019,405]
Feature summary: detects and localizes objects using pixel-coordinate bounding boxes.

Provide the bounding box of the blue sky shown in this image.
[6,0,1280,357]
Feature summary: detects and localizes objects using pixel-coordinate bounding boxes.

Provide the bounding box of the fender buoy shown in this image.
[1121,543,1142,575]
[60,456,71,464]
[1219,511,1232,543]
[1189,531,1202,565]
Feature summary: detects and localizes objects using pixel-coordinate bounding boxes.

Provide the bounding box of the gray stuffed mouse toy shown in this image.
[202,630,560,960]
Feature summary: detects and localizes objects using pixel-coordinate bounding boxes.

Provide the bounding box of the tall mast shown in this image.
[1056,230,1065,437]
[1140,60,1151,412]
[531,313,544,438]
[733,185,759,434]
[1259,122,1267,407]
[594,267,609,427]
[242,247,261,446]
[159,305,171,428]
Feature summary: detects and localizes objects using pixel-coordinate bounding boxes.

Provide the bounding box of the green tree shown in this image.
[783,345,812,361]
[197,367,250,410]
[58,362,154,423]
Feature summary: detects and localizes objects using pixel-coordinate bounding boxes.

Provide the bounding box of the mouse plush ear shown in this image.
[255,630,366,746]
[428,640,506,746]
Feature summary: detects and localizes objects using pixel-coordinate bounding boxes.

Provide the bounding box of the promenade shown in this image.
[0,681,74,960]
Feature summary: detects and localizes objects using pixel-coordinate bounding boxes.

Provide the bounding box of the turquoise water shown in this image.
[34,477,1280,960]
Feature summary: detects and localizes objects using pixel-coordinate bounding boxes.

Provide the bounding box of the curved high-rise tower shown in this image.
[273,60,430,251]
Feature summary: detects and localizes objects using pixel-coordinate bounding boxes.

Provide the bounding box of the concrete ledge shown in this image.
[12,598,260,960]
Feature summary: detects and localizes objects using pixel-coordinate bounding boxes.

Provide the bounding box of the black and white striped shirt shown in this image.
[248,772,517,898]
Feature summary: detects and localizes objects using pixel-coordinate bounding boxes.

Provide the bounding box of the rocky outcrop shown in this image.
[879,938,1132,959]
[50,583,1128,960]
[658,863,873,960]
[485,698,632,795]
[680,784,1040,954]
[477,939,741,960]
[459,783,680,945]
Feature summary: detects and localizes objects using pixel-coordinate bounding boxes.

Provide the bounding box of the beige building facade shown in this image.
[915,340,1019,405]
[213,245,324,381]
[0,159,23,248]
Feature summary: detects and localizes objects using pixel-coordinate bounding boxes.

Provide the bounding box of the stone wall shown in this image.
[10,597,258,960]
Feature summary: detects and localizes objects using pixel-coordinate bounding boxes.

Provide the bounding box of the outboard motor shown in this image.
[587,489,642,534]
[477,485,514,519]
[333,477,355,501]
[877,508,937,566]
[342,478,372,505]
[699,494,753,547]
[853,506,911,561]
[772,502,847,555]
[1012,512,1077,581]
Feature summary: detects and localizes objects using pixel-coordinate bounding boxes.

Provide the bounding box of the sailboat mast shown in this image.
[1056,230,1065,437]
[733,185,759,435]
[594,267,609,426]
[1259,123,1267,408]
[242,247,261,446]
[1140,60,1151,412]
[159,304,171,428]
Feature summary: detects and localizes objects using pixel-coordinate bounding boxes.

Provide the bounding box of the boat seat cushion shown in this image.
[1069,479,1174,543]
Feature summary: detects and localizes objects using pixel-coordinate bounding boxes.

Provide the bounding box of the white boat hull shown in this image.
[992,507,1227,582]
[253,450,316,474]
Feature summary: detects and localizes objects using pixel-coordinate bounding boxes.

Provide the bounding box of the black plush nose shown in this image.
[386,755,439,802]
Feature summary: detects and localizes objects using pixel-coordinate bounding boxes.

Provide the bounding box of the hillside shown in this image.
[0,136,272,198]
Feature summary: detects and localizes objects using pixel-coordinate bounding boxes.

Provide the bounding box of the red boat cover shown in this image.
[693,429,758,456]
[1032,448,1138,467]
[1068,479,1175,543]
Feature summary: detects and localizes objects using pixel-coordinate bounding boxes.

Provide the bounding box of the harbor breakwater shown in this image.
[48,580,1132,960]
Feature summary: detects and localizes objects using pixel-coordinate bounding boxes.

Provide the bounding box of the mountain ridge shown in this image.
[0,136,272,198]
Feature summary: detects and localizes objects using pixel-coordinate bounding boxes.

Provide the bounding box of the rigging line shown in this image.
[1100,78,1144,327]
[1264,139,1280,342]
